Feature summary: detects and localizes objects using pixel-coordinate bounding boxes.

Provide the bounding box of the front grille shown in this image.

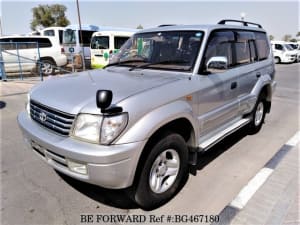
[30,100,75,136]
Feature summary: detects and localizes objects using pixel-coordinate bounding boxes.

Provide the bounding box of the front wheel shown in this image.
[133,133,189,210]
[274,57,280,64]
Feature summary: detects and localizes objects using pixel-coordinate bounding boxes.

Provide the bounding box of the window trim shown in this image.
[198,28,269,75]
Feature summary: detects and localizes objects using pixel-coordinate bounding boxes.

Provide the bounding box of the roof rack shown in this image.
[158,24,177,27]
[218,19,262,28]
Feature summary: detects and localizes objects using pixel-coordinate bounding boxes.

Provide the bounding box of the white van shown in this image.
[90,30,136,68]
[41,27,65,47]
[287,41,300,62]
[271,41,298,63]
[0,36,67,75]
[63,24,99,68]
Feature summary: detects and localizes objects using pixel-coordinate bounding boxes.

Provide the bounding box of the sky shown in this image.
[0,0,299,40]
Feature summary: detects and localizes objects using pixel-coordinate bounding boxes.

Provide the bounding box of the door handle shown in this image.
[231,82,237,90]
[256,72,261,78]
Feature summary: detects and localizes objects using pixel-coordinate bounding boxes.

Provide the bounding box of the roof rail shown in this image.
[158,24,177,27]
[218,19,262,28]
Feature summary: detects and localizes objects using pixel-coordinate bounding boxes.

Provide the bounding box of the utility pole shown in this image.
[76,0,86,70]
[0,16,3,36]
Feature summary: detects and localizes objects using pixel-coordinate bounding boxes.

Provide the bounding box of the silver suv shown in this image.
[18,20,276,210]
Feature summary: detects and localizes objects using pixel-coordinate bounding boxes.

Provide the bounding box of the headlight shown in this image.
[26,93,30,115]
[100,113,128,145]
[72,114,103,143]
[72,113,128,145]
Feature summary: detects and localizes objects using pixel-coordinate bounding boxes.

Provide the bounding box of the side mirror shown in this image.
[206,56,228,72]
[96,90,112,113]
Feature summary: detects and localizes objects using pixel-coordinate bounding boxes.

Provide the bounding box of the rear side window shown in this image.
[0,37,52,49]
[43,30,55,36]
[0,38,16,50]
[35,38,52,48]
[249,40,258,62]
[235,31,256,65]
[254,32,269,60]
[79,31,95,47]
[114,36,130,49]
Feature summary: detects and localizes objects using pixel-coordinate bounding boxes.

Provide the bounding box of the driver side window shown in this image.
[201,31,234,74]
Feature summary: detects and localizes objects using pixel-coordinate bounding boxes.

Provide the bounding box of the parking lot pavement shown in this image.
[1,63,299,225]
[230,144,299,225]
[215,136,299,225]
[0,79,40,97]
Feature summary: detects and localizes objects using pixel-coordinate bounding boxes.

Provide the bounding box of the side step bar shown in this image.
[199,118,250,151]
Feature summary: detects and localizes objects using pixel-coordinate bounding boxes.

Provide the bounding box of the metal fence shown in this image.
[0,41,71,81]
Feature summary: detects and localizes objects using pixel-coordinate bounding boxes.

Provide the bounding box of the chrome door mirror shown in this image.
[206,56,228,73]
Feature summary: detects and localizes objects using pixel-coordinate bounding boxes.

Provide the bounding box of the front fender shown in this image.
[116,100,198,144]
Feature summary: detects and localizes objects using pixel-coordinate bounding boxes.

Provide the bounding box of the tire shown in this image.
[274,57,280,64]
[248,95,266,134]
[40,59,55,75]
[133,133,189,210]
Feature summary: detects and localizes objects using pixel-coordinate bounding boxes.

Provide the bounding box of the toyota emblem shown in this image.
[39,112,47,122]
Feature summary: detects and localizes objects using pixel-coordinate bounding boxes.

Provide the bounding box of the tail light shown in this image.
[61,48,65,53]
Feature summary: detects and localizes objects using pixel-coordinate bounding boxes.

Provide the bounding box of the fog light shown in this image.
[67,160,87,175]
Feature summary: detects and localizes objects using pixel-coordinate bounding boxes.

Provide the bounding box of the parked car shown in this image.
[0,36,67,75]
[271,40,298,63]
[41,26,66,48]
[287,41,300,62]
[90,29,136,69]
[18,19,276,210]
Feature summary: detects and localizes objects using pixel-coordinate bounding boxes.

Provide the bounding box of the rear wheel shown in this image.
[40,59,55,75]
[274,57,280,64]
[133,133,189,210]
[248,95,266,134]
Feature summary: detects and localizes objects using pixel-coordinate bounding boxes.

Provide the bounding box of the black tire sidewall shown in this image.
[134,133,189,210]
[249,96,266,134]
[40,60,55,75]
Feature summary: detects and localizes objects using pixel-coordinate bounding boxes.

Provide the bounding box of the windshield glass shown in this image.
[63,29,77,44]
[284,44,294,51]
[91,36,109,49]
[289,44,298,50]
[109,31,203,72]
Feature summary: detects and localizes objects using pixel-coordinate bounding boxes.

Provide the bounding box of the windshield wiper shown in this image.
[128,60,190,71]
[104,59,147,69]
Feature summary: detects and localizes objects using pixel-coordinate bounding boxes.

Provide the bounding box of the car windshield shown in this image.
[284,44,294,51]
[289,44,299,50]
[91,36,109,49]
[109,30,203,72]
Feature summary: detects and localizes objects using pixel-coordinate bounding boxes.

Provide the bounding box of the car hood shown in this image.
[30,68,182,115]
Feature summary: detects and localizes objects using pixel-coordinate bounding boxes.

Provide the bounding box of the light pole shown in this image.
[240,12,246,21]
[76,0,85,70]
[0,16,3,36]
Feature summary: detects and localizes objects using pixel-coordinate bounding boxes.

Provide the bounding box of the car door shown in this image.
[197,30,239,136]
[237,32,270,115]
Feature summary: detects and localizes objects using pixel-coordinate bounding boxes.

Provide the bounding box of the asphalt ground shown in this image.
[1,63,299,225]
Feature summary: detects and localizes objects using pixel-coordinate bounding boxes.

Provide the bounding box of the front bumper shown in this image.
[282,55,296,63]
[18,111,146,189]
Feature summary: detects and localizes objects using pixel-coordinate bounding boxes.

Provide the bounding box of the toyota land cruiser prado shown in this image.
[18,20,276,210]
